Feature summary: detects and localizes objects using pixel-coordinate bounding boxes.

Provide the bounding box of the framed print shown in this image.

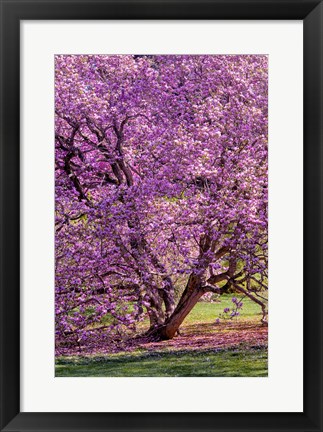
[0,0,322,431]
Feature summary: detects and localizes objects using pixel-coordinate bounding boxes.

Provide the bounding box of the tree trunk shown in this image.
[146,287,165,330]
[160,276,175,319]
[147,273,204,340]
[147,307,164,329]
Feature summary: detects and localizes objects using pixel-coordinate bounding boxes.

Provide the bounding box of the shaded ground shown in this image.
[135,321,267,353]
[55,296,268,376]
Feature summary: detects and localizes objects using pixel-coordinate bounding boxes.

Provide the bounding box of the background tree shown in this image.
[55,55,268,347]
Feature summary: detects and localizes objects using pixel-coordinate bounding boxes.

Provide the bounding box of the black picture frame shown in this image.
[0,0,322,431]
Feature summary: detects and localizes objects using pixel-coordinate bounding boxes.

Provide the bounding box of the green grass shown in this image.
[56,347,267,377]
[56,295,267,377]
[96,294,264,330]
[184,294,264,324]
[134,294,264,331]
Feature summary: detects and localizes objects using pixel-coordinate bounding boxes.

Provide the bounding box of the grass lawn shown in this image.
[56,347,267,377]
[181,294,264,324]
[56,294,268,377]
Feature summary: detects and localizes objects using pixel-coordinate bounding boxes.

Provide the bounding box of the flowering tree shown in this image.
[55,55,268,348]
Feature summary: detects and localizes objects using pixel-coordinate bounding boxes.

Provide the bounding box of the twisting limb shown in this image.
[230,279,268,325]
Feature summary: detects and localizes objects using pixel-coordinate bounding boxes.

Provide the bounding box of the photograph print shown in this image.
[55,54,268,377]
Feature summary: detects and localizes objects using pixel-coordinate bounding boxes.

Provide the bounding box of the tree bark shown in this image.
[147,273,204,340]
